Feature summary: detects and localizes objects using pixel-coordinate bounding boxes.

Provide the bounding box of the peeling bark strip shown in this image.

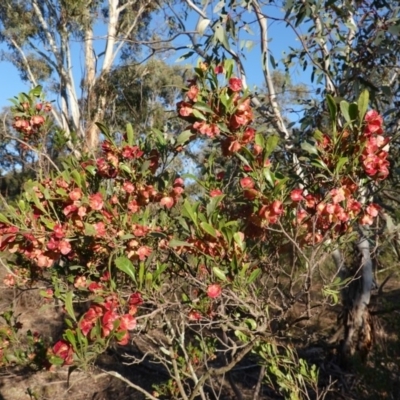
[333,236,375,362]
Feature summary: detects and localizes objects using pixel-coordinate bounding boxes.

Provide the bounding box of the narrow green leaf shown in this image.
[248,268,261,284]
[311,159,330,171]
[175,51,194,62]
[264,168,274,187]
[200,222,217,238]
[215,23,230,50]
[212,266,227,281]
[30,85,43,97]
[176,130,193,145]
[119,163,132,174]
[192,109,207,121]
[357,90,369,122]
[255,132,265,148]
[326,95,337,122]
[126,123,134,145]
[0,213,11,224]
[95,122,110,137]
[301,141,318,155]
[206,195,225,218]
[196,17,210,35]
[265,135,279,157]
[65,291,76,322]
[182,199,197,226]
[71,170,82,188]
[335,157,348,174]
[115,256,136,282]
[65,329,77,351]
[340,100,351,125]
[193,102,213,114]
[139,261,145,288]
[233,232,245,250]
[349,103,358,122]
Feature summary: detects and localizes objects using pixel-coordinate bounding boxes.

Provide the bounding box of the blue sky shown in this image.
[0,4,308,110]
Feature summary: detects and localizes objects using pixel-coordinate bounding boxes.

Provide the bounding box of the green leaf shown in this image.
[95,122,110,137]
[115,256,136,282]
[335,157,348,175]
[233,232,245,251]
[388,24,400,36]
[139,261,145,288]
[30,85,43,97]
[197,17,211,35]
[265,135,279,157]
[200,222,217,238]
[224,59,235,79]
[153,263,167,282]
[264,168,274,187]
[206,195,225,218]
[65,291,76,322]
[311,159,330,171]
[0,213,12,224]
[212,266,227,281]
[326,95,337,122]
[270,54,277,69]
[255,132,265,148]
[215,23,230,50]
[248,268,261,284]
[313,129,324,142]
[245,318,257,330]
[65,329,77,351]
[176,130,193,145]
[145,272,153,288]
[357,90,369,122]
[152,128,166,146]
[349,103,358,122]
[71,170,82,188]
[119,163,132,174]
[84,223,96,236]
[182,199,198,226]
[301,140,318,155]
[340,100,351,125]
[192,108,207,121]
[126,123,134,145]
[193,102,213,114]
[30,190,47,213]
[140,160,151,173]
[175,51,194,62]
[49,356,64,366]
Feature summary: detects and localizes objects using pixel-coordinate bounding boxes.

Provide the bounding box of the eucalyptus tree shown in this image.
[0,0,157,150]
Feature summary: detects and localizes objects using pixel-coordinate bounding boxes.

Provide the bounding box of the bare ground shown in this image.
[1,267,400,400]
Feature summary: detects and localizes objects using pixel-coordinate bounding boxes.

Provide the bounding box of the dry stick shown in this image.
[253,365,266,400]
[165,319,190,400]
[177,319,207,400]
[220,304,244,400]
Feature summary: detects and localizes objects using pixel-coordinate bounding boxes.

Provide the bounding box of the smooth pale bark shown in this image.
[3,0,153,152]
